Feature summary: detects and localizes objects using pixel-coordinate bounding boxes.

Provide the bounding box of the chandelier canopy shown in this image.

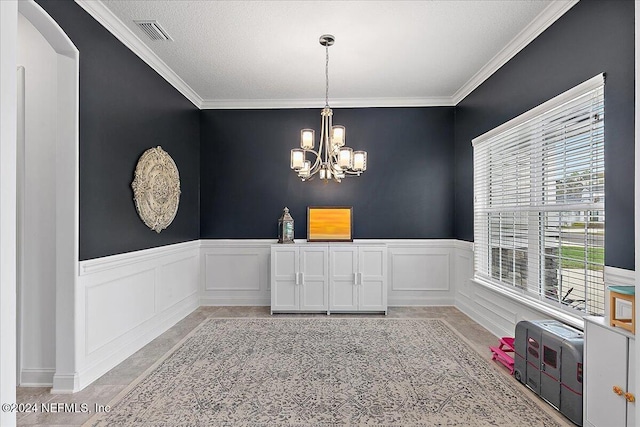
[290,34,367,183]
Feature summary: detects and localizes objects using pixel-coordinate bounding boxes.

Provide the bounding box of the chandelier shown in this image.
[290,34,367,183]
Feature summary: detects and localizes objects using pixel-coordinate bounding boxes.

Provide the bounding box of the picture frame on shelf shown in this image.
[307,206,353,242]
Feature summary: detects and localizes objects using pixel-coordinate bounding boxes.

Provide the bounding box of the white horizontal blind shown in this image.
[473,74,605,315]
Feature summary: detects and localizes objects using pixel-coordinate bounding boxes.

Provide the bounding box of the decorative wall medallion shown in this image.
[131,146,180,233]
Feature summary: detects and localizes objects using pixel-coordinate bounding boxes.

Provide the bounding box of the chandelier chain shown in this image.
[325,44,329,107]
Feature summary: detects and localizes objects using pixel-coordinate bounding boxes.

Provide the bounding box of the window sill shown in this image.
[470,277,586,330]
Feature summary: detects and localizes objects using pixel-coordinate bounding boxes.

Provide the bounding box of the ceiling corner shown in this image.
[73,0,577,111]
[74,0,203,109]
[451,0,579,105]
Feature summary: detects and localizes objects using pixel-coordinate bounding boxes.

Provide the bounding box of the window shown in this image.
[543,346,558,369]
[473,74,605,316]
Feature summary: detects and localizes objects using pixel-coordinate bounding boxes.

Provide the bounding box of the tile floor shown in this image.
[16,306,573,426]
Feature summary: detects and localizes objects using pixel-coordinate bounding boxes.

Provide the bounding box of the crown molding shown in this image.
[200,96,455,109]
[74,0,203,109]
[75,0,576,110]
[451,0,579,105]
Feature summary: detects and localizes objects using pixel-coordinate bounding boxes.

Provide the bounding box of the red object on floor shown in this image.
[490,337,515,374]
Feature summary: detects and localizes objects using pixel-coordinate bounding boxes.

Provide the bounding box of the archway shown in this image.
[16,0,79,393]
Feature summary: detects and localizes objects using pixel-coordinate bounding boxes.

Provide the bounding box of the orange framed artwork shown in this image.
[307,206,353,242]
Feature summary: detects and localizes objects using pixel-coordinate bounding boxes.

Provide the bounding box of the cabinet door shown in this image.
[271,247,299,311]
[627,338,635,427]
[585,321,628,427]
[358,246,387,311]
[329,247,358,311]
[299,246,328,311]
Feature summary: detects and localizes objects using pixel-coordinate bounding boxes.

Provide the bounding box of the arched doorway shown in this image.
[16,0,79,394]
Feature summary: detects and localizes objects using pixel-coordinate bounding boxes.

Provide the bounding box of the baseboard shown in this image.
[388,296,455,306]
[51,373,79,394]
[200,296,270,306]
[19,368,55,387]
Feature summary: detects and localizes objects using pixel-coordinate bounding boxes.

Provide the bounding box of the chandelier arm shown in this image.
[319,114,326,164]
[328,151,339,164]
[322,111,330,164]
[309,153,323,173]
[328,109,333,158]
[298,146,322,179]
[328,110,334,162]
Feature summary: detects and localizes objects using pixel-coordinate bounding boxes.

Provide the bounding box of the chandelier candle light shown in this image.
[290,34,367,183]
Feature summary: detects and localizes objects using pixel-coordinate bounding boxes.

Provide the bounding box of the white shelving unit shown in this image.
[584,316,636,427]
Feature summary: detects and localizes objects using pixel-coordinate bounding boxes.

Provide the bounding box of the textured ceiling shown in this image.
[95,0,567,108]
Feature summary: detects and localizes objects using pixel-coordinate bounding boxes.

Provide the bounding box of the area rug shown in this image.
[85,318,563,426]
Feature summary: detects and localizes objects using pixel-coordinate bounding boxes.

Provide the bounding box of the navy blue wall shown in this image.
[37,0,201,261]
[201,108,455,240]
[36,0,635,269]
[454,0,635,270]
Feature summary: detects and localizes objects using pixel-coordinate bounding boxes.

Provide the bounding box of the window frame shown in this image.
[472,74,605,324]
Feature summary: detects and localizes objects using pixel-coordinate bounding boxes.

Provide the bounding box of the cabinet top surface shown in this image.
[607,285,635,295]
[585,315,635,340]
[272,241,387,247]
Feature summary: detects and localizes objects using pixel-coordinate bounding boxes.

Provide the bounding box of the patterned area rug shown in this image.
[86,318,563,426]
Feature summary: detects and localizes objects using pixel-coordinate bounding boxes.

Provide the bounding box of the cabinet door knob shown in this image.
[613,385,624,396]
[625,392,635,403]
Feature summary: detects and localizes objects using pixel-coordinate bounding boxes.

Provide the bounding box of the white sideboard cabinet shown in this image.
[270,244,329,313]
[329,245,387,313]
[270,243,387,314]
[584,316,636,427]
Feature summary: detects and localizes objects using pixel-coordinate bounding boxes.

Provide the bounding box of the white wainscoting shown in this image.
[454,241,636,339]
[200,240,272,306]
[387,240,458,306]
[75,240,199,391]
[69,238,635,393]
[200,239,463,307]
